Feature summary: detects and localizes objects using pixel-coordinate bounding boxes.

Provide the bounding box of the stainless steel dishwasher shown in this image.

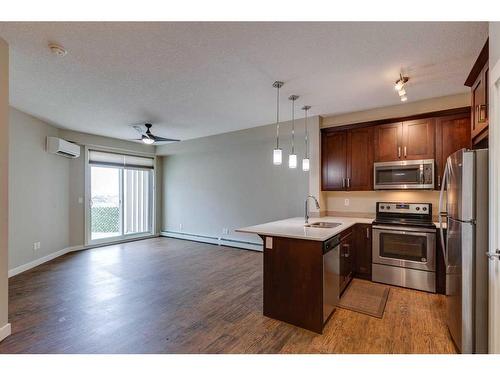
[323,235,340,322]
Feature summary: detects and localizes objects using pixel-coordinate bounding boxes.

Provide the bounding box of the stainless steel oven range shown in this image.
[372,202,436,293]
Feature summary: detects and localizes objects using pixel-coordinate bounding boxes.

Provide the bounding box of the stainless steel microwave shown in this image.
[373,159,434,190]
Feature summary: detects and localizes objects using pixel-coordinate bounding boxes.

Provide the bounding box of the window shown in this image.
[87,150,154,244]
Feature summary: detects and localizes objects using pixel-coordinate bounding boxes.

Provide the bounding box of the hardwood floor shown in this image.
[0,237,457,354]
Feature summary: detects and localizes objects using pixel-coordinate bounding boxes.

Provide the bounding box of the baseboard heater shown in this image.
[160,231,263,252]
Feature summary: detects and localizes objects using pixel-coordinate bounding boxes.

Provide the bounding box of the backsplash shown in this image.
[323,190,445,220]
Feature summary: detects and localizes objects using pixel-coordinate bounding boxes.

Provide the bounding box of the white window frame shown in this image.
[84,145,156,246]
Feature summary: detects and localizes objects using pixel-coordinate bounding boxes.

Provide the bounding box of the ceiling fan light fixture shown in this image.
[142,135,155,145]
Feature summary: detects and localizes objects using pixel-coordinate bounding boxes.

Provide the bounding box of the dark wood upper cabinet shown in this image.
[401,118,435,160]
[465,39,488,146]
[321,107,470,192]
[321,131,347,190]
[346,127,373,190]
[322,127,373,191]
[435,113,471,189]
[374,122,402,162]
[374,119,434,162]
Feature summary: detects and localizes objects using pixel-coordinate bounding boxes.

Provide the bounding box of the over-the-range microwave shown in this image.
[373,159,434,190]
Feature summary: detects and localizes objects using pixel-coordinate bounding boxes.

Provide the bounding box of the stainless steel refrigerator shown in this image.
[438,148,488,354]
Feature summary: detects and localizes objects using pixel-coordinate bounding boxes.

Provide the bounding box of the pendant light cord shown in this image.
[276,86,280,149]
[304,107,308,158]
[291,97,295,154]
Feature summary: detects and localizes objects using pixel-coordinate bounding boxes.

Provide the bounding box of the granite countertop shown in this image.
[237,216,445,242]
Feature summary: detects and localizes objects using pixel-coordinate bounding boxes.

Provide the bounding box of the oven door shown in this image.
[373,160,434,190]
[372,225,436,271]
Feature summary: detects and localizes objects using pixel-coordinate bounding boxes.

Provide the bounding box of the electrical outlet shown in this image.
[33,242,41,251]
[222,228,229,235]
[179,223,183,231]
[78,197,83,204]
[344,199,350,206]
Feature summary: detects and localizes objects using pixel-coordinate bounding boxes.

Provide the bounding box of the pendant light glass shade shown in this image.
[288,94,299,169]
[302,158,310,171]
[273,148,282,165]
[272,81,284,165]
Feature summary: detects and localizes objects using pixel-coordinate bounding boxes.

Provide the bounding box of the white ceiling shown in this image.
[0,22,488,141]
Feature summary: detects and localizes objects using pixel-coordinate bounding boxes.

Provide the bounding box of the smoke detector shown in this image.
[48,43,67,57]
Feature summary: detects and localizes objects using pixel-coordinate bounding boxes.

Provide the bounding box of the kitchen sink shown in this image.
[304,222,342,228]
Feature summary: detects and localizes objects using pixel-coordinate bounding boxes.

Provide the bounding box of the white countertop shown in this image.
[237,216,444,242]
[236,216,374,242]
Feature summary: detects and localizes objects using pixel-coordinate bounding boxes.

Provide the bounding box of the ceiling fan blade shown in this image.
[152,135,180,142]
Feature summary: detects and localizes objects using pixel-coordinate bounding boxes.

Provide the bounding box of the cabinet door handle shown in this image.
[438,175,441,188]
[366,227,370,239]
[398,146,401,158]
[347,178,350,189]
[342,178,346,189]
[404,146,407,158]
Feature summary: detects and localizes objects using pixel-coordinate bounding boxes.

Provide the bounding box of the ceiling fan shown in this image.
[132,123,180,145]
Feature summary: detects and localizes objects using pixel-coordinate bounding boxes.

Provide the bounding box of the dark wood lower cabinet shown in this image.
[353,224,372,280]
[260,224,374,333]
[339,229,353,295]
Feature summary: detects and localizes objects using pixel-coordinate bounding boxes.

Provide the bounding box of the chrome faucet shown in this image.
[305,195,320,224]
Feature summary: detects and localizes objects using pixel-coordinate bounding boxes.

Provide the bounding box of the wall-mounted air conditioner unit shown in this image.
[46,137,80,158]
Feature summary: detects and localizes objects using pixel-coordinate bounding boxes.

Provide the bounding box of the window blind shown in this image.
[88,150,154,170]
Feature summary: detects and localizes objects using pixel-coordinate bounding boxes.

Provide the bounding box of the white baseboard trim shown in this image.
[8,235,161,278]
[160,231,263,252]
[0,323,11,342]
[8,245,85,278]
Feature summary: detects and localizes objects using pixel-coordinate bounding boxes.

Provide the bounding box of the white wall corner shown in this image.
[308,115,323,214]
[0,322,11,342]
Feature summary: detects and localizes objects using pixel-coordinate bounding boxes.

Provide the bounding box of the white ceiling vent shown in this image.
[46,137,80,158]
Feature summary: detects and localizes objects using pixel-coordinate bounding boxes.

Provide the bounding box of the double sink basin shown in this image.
[304,222,342,229]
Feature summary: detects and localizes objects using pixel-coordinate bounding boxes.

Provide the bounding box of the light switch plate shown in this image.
[344,198,350,206]
[265,237,273,249]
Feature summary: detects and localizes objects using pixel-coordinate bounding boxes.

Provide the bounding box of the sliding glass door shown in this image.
[90,166,122,241]
[87,150,154,245]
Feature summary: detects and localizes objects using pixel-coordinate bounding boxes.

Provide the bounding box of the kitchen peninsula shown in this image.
[237,216,373,333]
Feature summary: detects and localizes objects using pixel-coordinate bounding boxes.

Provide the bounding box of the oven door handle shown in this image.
[372,225,436,234]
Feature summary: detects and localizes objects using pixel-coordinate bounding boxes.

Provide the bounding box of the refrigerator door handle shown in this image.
[438,163,448,265]
[487,249,500,260]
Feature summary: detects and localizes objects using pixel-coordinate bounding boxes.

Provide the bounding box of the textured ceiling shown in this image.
[0,22,488,141]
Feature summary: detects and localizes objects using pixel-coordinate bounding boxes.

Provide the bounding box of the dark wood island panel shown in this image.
[261,235,325,333]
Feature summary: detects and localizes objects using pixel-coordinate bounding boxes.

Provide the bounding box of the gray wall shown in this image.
[8,108,157,271]
[158,121,309,244]
[8,108,70,269]
[0,37,9,335]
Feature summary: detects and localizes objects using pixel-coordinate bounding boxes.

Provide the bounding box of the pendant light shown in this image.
[272,81,284,165]
[288,94,299,169]
[302,105,311,172]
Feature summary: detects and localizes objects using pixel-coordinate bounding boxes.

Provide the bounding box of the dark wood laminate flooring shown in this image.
[0,237,456,354]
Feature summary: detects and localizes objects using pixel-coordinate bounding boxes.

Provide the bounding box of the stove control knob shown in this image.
[416,207,420,211]
[386,206,390,210]
[423,207,427,211]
